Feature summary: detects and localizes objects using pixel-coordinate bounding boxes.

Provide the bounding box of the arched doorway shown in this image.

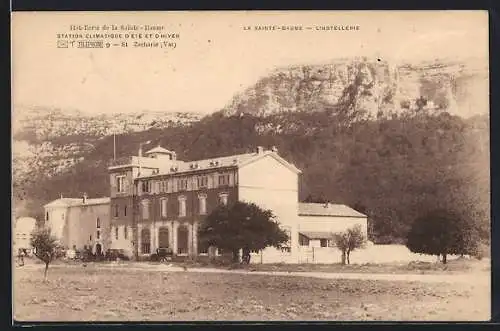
[141,228,151,254]
[177,225,188,254]
[158,227,170,248]
[95,243,102,256]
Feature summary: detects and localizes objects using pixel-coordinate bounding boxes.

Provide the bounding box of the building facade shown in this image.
[108,145,302,260]
[43,195,110,254]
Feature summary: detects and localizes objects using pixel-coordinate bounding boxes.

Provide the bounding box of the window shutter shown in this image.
[110,175,117,193]
[124,177,130,193]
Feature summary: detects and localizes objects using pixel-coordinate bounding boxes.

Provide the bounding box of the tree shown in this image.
[198,201,289,263]
[30,227,61,281]
[406,209,479,264]
[332,224,367,265]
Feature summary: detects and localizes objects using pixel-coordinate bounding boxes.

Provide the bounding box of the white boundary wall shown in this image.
[251,244,463,264]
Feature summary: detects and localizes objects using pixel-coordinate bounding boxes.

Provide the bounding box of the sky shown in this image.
[12,11,489,116]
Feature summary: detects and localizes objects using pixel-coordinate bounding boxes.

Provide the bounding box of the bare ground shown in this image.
[13,263,490,322]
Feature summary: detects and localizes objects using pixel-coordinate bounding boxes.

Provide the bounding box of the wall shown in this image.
[298,215,368,238]
[45,206,68,246]
[250,244,461,264]
[66,203,110,252]
[238,154,300,256]
[110,196,134,256]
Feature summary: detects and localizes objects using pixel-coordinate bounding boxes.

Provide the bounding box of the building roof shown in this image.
[176,152,257,172]
[298,203,366,218]
[44,197,110,208]
[299,231,332,240]
[137,149,301,179]
[144,146,174,155]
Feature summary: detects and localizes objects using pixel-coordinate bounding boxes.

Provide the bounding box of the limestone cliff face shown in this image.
[221,57,488,119]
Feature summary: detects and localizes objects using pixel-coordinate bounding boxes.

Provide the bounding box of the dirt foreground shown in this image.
[13,263,490,322]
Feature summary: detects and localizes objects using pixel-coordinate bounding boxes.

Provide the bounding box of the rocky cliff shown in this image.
[221,57,488,119]
[12,106,203,194]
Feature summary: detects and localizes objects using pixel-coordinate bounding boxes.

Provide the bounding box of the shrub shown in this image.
[332,224,367,265]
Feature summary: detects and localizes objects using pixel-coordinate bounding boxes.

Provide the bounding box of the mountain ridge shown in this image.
[221,57,488,119]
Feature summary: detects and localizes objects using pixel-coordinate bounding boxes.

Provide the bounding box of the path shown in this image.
[18,262,490,285]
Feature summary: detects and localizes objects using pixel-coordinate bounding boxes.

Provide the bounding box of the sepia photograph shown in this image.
[11,10,490,322]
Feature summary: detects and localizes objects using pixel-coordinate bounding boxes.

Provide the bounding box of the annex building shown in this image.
[44,145,367,263]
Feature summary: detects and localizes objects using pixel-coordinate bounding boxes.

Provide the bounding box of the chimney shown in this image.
[83,193,88,204]
[271,146,278,153]
[171,151,177,161]
[257,146,264,154]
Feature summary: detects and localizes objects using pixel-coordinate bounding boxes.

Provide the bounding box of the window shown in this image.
[218,174,230,186]
[198,239,209,254]
[141,181,151,194]
[97,230,101,240]
[320,239,328,247]
[251,249,260,254]
[61,213,65,220]
[158,227,169,248]
[156,181,161,194]
[299,234,310,246]
[178,196,186,217]
[141,228,151,254]
[115,227,119,240]
[160,198,168,218]
[46,212,49,221]
[197,176,208,188]
[124,206,127,217]
[124,226,128,239]
[177,178,188,191]
[219,193,229,206]
[198,194,207,215]
[116,175,126,193]
[114,205,119,218]
[90,235,92,241]
[177,225,188,254]
[141,200,150,220]
[96,217,100,229]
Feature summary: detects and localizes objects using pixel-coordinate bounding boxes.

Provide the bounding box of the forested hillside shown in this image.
[15,109,489,244]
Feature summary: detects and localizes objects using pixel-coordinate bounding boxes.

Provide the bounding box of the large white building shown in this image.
[43,195,110,255]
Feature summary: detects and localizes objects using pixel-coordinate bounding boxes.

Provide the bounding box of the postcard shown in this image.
[11,10,490,322]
